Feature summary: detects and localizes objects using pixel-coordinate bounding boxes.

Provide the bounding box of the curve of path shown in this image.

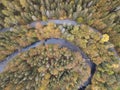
[0,38,95,90]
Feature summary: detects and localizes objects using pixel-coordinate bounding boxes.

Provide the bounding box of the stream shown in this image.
[0,19,119,90]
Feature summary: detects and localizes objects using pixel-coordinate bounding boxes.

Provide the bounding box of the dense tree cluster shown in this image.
[0,44,90,90]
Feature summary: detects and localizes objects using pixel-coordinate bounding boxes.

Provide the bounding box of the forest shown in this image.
[0,0,120,90]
